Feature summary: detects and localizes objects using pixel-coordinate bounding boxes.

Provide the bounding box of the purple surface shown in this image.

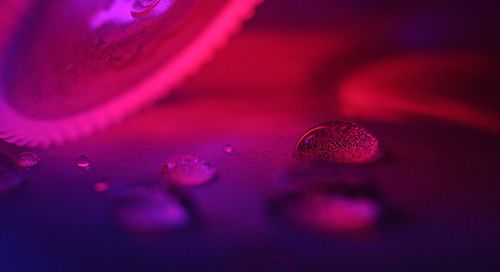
[1,0,500,271]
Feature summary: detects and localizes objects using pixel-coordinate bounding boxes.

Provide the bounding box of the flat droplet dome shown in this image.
[295,121,381,164]
[162,154,216,186]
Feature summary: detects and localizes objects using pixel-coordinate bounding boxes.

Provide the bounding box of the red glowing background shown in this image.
[0,0,500,271]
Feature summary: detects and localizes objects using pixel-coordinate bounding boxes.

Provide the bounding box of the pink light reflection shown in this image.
[339,53,500,133]
[90,0,173,29]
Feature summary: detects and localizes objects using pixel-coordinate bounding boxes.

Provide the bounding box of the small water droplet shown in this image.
[295,121,382,164]
[223,144,234,154]
[131,0,161,18]
[94,182,110,192]
[75,155,91,170]
[0,171,24,195]
[16,152,40,168]
[113,186,191,233]
[162,155,216,186]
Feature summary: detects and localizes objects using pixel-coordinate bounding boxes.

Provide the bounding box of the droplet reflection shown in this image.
[113,186,191,234]
[270,167,388,234]
[0,171,24,195]
[223,144,234,154]
[293,194,379,232]
[94,182,110,192]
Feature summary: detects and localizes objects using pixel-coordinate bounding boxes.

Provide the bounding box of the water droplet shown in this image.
[94,182,110,192]
[113,186,191,233]
[16,152,40,168]
[295,121,382,164]
[0,171,24,195]
[131,0,161,18]
[162,155,216,186]
[273,191,381,233]
[222,144,234,154]
[75,155,91,170]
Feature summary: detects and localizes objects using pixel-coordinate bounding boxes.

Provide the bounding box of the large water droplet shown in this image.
[75,155,91,170]
[131,0,161,18]
[113,186,191,233]
[16,152,40,168]
[295,121,382,164]
[0,171,24,195]
[162,155,216,186]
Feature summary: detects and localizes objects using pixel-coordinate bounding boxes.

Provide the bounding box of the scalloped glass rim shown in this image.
[0,0,263,148]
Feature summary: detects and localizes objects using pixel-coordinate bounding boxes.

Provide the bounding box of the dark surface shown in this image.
[1,0,500,271]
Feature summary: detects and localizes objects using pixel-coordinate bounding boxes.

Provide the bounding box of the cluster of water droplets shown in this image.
[0,146,220,234]
[0,119,392,236]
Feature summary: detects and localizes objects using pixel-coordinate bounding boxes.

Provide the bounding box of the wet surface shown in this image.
[1,0,500,271]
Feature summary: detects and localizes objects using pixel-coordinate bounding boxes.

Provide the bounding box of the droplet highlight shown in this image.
[16,152,40,168]
[162,155,216,186]
[295,121,382,164]
[75,155,91,170]
[113,186,191,233]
